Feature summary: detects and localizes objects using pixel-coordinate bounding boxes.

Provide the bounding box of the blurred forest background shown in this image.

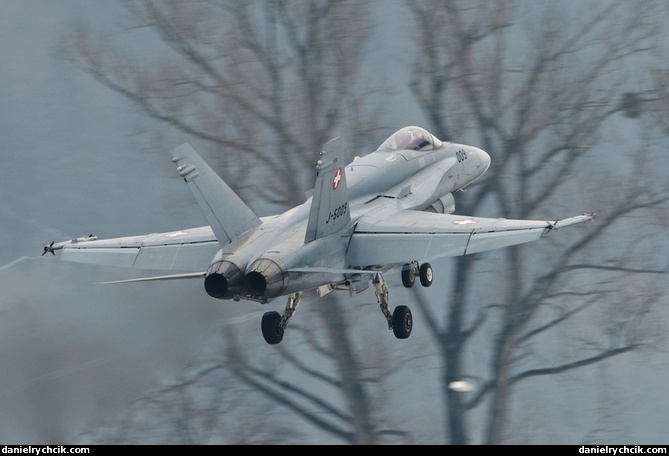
[1,0,668,444]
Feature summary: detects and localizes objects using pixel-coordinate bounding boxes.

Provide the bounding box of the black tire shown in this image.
[401,263,415,288]
[392,305,413,339]
[419,262,433,287]
[261,311,284,345]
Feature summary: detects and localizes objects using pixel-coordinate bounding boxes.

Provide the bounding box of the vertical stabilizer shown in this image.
[305,137,350,243]
[170,144,261,248]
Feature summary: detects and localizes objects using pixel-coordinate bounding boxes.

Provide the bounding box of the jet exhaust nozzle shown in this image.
[244,271,267,296]
[244,257,286,298]
[204,259,244,299]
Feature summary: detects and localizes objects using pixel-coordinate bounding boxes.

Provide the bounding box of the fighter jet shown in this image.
[43,126,595,344]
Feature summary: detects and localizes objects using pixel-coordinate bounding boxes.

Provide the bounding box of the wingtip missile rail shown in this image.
[42,234,98,256]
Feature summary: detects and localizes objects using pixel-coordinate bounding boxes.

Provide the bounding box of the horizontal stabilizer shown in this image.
[96,271,206,285]
[286,267,376,275]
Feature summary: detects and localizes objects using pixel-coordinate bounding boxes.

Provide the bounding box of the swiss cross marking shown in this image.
[164,230,190,237]
[451,219,478,225]
[332,167,343,190]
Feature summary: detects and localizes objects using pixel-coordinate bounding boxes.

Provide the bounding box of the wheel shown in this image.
[392,305,413,339]
[401,263,415,288]
[419,262,433,287]
[261,311,284,345]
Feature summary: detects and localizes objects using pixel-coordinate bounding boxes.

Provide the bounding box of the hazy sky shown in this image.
[1,0,668,444]
[0,1,230,442]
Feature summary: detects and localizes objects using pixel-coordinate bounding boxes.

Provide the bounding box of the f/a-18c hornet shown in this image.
[43,126,595,344]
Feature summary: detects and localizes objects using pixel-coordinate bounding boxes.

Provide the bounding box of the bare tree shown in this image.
[60,0,382,211]
[74,353,295,444]
[220,301,407,445]
[58,0,669,445]
[59,0,406,444]
[406,0,669,444]
[77,297,411,444]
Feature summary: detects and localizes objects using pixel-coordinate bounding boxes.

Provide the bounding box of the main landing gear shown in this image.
[373,273,412,339]
[261,292,302,345]
[401,260,433,288]
[373,261,432,340]
[260,261,432,345]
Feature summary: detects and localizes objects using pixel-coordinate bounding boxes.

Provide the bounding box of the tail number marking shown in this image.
[325,202,348,224]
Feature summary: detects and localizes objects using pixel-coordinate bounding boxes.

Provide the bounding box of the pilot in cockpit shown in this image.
[377,126,443,152]
[396,127,433,151]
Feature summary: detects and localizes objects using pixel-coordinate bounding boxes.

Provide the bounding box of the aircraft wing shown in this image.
[347,210,595,268]
[45,226,220,272]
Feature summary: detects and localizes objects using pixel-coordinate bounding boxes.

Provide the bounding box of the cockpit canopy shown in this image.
[376,126,443,152]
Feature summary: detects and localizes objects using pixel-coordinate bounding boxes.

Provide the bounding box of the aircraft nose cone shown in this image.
[245,257,286,298]
[476,147,491,172]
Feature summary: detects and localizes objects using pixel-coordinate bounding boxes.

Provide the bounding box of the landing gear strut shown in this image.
[261,292,303,345]
[378,261,432,339]
[373,273,412,339]
[261,262,432,344]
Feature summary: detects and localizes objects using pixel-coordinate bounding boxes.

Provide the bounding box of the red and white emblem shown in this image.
[164,230,190,237]
[332,167,343,190]
[451,219,479,225]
